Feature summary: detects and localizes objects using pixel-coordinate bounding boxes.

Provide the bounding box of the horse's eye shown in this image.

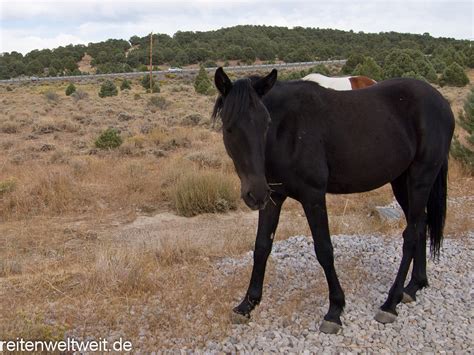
[226,128,232,134]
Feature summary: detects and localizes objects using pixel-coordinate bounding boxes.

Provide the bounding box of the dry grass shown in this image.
[171,170,239,216]
[0,70,472,349]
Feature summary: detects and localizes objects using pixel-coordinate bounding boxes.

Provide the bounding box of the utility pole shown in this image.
[149,32,153,92]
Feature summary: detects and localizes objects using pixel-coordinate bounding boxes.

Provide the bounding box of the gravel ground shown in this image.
[201,232,474,353]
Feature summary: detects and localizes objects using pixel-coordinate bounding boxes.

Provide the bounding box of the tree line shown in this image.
[0,25,472,84]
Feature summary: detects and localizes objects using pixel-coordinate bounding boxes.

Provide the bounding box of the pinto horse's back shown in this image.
[349,76,377,89]
[303,73,352,90]
[303,73,376,90]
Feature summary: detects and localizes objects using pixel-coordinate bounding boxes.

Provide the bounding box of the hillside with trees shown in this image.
[0,25,472,84]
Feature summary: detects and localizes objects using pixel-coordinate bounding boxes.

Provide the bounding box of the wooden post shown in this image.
[149,32,153,92]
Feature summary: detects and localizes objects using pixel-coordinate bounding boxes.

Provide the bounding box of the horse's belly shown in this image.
[326,141,415,194]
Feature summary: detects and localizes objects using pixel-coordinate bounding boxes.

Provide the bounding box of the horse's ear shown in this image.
[215,67,232,97]
[253,69,277,97]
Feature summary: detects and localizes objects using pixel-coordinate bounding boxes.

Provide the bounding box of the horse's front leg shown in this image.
[303,195,345,334]
[232,193,286,322]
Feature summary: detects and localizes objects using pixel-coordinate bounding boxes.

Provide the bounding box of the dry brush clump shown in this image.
[0,167,91,219]
[0,119,21,133]
[170,170,240,217]
[43,90,60,102]
[32,116,79,134]
[88,245,159,295]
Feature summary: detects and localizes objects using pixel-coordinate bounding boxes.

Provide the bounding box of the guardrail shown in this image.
[0,59,347,84]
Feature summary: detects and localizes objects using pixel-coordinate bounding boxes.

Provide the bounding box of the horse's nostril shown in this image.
[247,192,257,203]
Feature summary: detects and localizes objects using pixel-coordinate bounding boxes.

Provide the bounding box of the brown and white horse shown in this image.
[303,73,377,90]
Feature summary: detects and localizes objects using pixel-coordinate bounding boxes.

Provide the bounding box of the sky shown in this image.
[0,0,472,54]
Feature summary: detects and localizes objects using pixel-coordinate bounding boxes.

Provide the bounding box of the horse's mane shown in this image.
[212,77,262,129]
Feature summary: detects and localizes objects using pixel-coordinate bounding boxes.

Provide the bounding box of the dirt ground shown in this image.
[0,69,472,348]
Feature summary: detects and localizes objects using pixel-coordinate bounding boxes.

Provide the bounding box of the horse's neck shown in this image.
[303,73,352,90]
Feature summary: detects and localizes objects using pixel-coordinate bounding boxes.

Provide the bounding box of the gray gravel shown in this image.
[206,232,473,353]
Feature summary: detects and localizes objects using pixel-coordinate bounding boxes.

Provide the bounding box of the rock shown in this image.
[189,234,471,352]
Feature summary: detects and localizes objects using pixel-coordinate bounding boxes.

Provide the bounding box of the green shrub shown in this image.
[95,128,123,149]
[463,46,474,68]
[204,60,217,68]
[430,57,447,73]
[279,65,331,81]
[384,50,418,78]
[171,171,239,217]
[0,178,16,195]
[433,45,467,67]
[401,71,428,82]
[416,60,438,83]
[440,62,469,87]
[98,80,118,98]
[194,65,214,95]
[352,57,384,81]
[120,79,131,90]
[279,70,306,81]
[147,95,167,109]
[451,88,474,172]
[141,75,160,93]
[342,53,365,74]
[451,137,474,172]
[65,83,76,96]
[383,49,437,83]
[308,64,330,76]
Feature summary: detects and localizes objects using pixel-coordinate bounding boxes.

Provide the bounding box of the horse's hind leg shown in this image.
[391,173,428,304]
[232,193,286,323]
[402,229,428,303]
[376,163,439,323]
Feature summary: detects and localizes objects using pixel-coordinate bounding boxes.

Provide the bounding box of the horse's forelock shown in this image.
[213,78,259,129]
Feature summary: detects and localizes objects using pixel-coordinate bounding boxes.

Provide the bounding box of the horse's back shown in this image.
[328,78,454,154]
[267,78,454,194]
[330,79,453,191]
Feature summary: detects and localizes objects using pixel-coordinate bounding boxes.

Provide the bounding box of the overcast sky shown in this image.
[0,0,472,54]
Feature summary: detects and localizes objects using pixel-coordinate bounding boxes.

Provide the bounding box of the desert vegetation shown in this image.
[451,87,474,171]
[0,65,472,349]
[0,25,472,81]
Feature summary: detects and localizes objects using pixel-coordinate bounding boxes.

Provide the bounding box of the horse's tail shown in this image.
[426,157,448,259]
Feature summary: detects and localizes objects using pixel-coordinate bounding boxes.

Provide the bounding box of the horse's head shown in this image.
[213,67,277,210]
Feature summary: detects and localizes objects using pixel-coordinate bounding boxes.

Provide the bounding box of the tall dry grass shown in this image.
[171,170,240,216]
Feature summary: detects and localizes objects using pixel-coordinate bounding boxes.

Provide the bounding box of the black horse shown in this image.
[212,67,454,334]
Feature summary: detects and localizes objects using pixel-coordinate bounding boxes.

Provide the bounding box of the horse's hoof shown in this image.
[319,320,342,334]
[230,310,250,324]
[402,292,415,304]
[374,310,397,324]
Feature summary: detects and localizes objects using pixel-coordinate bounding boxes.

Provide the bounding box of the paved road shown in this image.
[0,60,346,84]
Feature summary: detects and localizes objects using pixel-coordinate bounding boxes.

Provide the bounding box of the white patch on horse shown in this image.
[303,73,353,91]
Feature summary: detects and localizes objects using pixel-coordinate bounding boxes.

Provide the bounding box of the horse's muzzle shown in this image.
[242,188,270,210]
